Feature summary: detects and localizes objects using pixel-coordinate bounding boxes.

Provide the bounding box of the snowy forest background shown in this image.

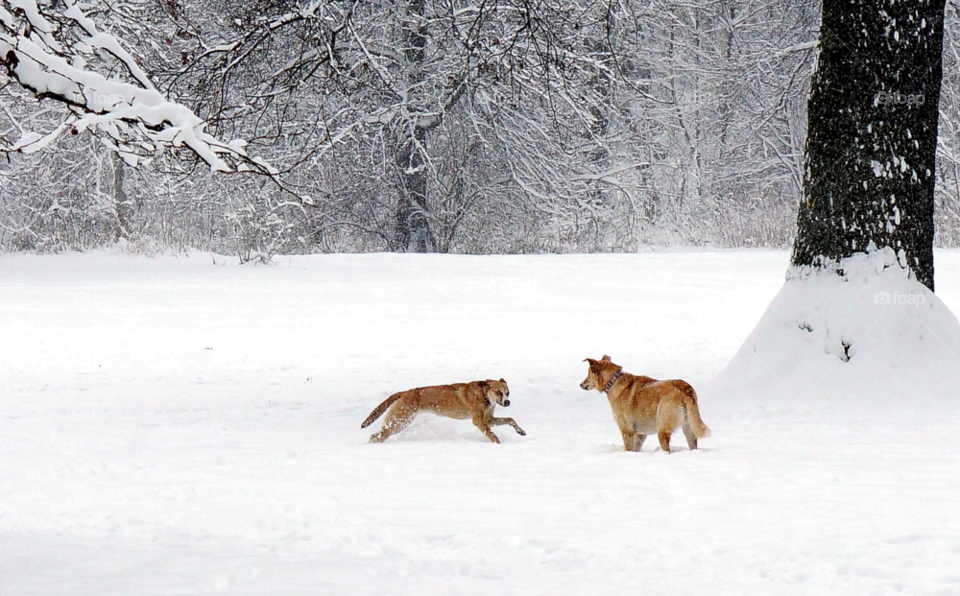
[4,0,960,259]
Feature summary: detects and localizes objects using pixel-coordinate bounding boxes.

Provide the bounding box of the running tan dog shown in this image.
[581,355,711,452]
[361,379,526,443]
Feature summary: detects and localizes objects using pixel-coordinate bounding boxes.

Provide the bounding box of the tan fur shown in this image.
[361,379,525,443]
[580,355,711,452]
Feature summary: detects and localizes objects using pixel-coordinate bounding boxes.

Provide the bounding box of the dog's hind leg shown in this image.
[489,416,526,436]
[681,418,698,450]
[656,401,682,453]
[369,402,415,443]
[657,430,672,452]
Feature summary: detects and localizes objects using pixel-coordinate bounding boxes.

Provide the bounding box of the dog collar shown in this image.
[603,368,624,393]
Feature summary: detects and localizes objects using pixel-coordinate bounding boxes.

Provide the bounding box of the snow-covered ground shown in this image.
[2,249,959,595]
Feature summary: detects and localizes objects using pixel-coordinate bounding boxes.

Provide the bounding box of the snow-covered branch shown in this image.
[0,0,274,176]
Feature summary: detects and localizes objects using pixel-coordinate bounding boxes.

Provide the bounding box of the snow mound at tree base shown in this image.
[713,248,960,407]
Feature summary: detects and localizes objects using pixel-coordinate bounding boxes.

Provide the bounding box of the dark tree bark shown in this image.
[792,0,946,290]
[393,0,436,253]
[394,125,435,252]
[112,152,132,242]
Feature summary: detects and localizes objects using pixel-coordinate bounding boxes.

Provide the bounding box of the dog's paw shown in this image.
[515,428,527,436]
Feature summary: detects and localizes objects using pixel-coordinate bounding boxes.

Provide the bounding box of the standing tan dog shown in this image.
[361,379,525,443]
[581,355,710,452]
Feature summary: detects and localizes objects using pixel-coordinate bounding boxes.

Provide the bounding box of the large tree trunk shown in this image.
[718,0,958,402]
[393,0,436,253]
[394,125,435,252]
[112,151,132,242]
[792,0,946,290]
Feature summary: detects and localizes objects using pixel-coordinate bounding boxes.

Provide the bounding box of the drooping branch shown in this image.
[0,0,277,178]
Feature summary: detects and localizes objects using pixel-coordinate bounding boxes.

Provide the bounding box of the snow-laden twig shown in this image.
[0,0,276,178]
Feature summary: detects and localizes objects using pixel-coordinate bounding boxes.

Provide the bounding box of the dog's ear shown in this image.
[601,355,611,362]
[584,358,600,375]
[479,380,489,389]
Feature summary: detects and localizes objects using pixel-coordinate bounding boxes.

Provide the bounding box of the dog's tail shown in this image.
[361,393,403,428]
[677,382,711,438]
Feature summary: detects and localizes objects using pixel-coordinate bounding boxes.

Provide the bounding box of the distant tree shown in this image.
[164,0,689,252]
[0,0,847,255]
[792,0,946,290]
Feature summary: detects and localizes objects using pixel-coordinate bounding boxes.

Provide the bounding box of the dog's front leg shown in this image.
[620,429,643,452]
[634,433,647,451]
[472,416,501,443]
[489,416,526,436]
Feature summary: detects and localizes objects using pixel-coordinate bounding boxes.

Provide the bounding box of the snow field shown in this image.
[1,250,959,595]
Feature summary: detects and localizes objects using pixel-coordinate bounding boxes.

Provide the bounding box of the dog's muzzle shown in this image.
[580,382,590,390]
[501,399,510,407]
